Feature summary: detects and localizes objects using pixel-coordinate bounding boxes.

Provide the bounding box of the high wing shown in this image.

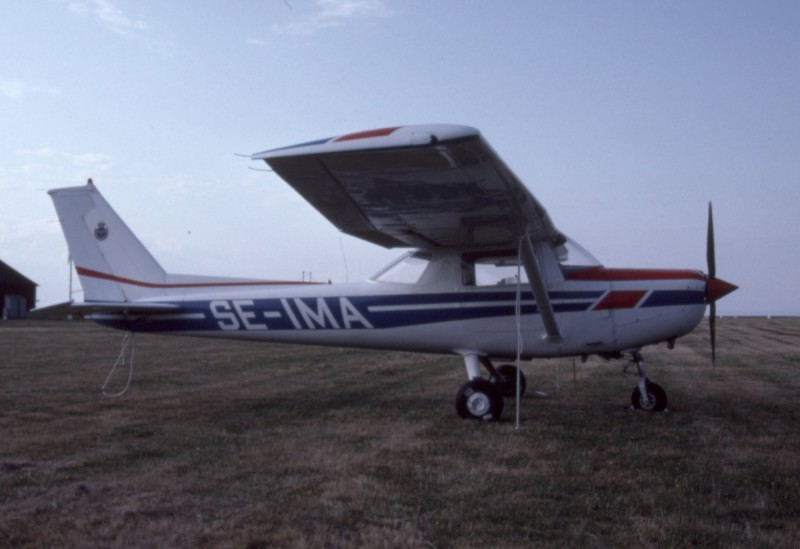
[251,125,564,250]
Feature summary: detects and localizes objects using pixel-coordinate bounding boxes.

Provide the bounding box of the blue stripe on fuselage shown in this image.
[90,289,704,333]
[641,290,705,308]
[93,290,603,333]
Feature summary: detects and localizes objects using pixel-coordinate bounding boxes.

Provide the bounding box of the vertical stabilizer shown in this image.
[49,183,167,302]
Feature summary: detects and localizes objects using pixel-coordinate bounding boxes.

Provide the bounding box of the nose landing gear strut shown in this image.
[628,351,668,412]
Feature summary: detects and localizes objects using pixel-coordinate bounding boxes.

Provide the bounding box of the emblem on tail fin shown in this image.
[94,221,109,241]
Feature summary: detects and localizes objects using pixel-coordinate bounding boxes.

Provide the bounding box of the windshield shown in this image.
[554,237,602,268]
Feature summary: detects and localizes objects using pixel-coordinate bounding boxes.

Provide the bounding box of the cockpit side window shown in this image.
[461,238,601,286]
[372,251,432,284]
[461,250,529,287]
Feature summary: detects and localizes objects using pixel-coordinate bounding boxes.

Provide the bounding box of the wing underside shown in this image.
[253,125,563,249]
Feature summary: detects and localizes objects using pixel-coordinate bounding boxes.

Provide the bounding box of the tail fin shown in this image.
[49,182,167,302]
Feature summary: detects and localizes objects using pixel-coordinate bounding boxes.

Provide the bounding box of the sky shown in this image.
[1,0,798,316]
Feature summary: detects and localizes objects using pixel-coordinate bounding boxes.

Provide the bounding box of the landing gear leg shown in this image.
[629,352,668,412]
[454,354,504,421]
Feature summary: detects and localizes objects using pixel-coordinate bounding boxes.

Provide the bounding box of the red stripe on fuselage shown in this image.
[593,290,647,311]
[565,267,705,282]
[332,127,402,142]
[75,266,321,289]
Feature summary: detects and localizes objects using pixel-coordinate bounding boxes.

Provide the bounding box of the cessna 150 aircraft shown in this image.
[49,124,736,421]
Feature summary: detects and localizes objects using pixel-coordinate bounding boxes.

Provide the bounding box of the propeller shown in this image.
[707,203,717,367]
[705,202,738,367]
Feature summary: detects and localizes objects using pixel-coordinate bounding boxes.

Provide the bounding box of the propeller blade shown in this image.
[705,202,737,368]
[709,302,717,368]
[707,201,717,367]
[707,202,716,280]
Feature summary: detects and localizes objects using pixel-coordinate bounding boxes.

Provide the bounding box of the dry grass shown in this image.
[1,318,799,548]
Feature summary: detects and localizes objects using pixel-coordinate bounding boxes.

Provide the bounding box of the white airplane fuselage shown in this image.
[87,247,707,361]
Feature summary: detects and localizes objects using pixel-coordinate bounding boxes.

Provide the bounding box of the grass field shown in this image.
[1,318,798,548]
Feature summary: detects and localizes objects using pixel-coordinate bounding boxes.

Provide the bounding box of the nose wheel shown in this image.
[631,379,668,411]
[628,352,669,412]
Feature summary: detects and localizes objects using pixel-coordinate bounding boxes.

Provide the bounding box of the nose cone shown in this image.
[706,277,738,303]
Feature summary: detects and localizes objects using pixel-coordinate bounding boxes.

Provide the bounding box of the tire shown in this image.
[455,379,504,421]
[490,364,527,398]
[631,380,668,411]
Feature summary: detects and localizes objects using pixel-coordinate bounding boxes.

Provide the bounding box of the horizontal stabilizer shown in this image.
[68,302,182,314]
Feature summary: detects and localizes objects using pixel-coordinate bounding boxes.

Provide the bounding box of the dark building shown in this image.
[0,260,37,319]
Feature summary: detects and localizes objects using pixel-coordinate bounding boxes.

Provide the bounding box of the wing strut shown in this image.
[519,234,563,344]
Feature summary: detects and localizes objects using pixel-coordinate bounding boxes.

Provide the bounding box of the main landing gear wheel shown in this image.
[490,364,527,398]
[455,379,504,421]
[631,379,668,412]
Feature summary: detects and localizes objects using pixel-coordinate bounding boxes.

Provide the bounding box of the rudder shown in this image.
[49,182,167,302]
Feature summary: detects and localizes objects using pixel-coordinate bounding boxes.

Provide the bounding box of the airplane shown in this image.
[48,124,737,421]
